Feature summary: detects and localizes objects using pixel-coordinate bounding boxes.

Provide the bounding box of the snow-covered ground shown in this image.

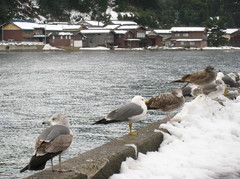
[42,44,64,51]
[111,95,240,179]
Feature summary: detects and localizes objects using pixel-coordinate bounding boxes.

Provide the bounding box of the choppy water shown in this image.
[0,50,239,179]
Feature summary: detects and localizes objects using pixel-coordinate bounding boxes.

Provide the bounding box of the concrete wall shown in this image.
[24,119,166,179]
[0,44,44,51]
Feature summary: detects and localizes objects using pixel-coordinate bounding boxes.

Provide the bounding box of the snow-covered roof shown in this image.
[110,20,137,25]
[125,39,141,41]
[58,32,74,36]
[171,27,206,32]
[83,20,104,27]
[114,30,128,34]
[63,25,82,30]
[117,25,140,30]
[154,29,171,34]
[224,28,239,34]
[13,21,41,30]
[175,39,203,42]
[103,25,120,30]
[80,29,112,34]
[11,21,82,31]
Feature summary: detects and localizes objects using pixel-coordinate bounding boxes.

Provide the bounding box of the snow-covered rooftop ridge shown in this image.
[83,20,104,27]
[110,20,137,25]
[104,24,120,29]
[80,29,112,34]
[175,39,203,41]
[113,30,128,34]
[13,21,41,30]
[117,25,140,30]
[154,29,171,34]
[224,28,239,34]
[12,21,82,31]
[171,27,206,32]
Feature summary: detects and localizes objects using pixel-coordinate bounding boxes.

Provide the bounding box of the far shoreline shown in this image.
[0,43,240,52]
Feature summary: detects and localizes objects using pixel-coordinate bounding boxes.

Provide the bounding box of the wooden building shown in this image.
[48,32,83,47]
[1,20,46,42]
[146,31,163,47]
[80,29,114,47]
[170,27,208,48]
[230,30,240,47]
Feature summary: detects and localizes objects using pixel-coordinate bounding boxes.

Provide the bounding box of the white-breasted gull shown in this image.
[93,96,147,135]
[20,113,73,173]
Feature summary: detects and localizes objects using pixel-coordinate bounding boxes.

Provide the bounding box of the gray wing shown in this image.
[106,102,143,122]
[35,125,72,156]
[38,125,70,142]
[203,83,217,95]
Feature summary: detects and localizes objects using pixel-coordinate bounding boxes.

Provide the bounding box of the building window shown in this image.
[65,36,68,39]
[180,41,185,45]
[183,33,189,37]
[137,32,145,38]
[175,33,180,37]
[60,36,63,39]
[190,42,195,45]
[52,36,55,40]
[127,34,132,38]
[69,36,71,39]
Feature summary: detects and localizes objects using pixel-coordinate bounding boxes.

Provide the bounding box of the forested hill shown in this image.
[0,0,239,28]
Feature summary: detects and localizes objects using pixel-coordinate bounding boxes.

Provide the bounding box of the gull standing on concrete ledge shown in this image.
[93,96,147,135]
[145,88,185,121]
[20,113,73,173]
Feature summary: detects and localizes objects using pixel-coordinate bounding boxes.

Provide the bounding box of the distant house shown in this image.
[153,29,171,47]
[1,20,46,42]
[223,29,240,47]
[117,25,148,47]
[170,27,208,48]
[48,31,83,47]
[113,30,137,48]
[146,31,163,47]
[1,20,83,44]
[80,29,114,47]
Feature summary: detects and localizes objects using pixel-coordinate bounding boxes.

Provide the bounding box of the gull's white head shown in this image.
[131,95,145,104]
[43,113,69,127]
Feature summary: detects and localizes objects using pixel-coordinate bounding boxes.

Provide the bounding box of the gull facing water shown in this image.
[93,96,147,135]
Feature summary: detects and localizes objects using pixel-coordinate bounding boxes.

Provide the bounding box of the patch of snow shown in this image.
[111,95,240,179]
[202,46,240,50]
[79,46,110,50]
[43,44,63,51]
[106,6,118,20]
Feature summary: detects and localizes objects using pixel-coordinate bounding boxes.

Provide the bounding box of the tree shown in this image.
[206,17,228,47]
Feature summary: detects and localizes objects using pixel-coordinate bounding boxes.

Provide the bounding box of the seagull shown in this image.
[145,88,185,121]
[93,96,147,135]
[20,113,73,173]
[191,80,226,99]
[172,66,217,89]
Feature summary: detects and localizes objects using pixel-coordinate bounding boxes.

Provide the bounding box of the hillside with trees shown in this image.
[0,0,239,28]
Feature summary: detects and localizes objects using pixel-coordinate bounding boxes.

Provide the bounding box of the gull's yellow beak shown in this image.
[145,100,150,104]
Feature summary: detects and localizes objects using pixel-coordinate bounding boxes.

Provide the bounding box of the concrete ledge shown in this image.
[24,119,166,179]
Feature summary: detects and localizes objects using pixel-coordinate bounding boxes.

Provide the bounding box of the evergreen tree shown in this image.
[206,17,228,47]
